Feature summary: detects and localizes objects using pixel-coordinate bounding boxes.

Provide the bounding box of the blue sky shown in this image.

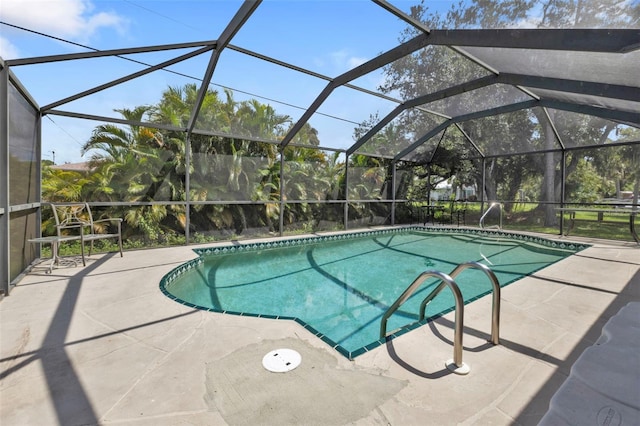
[1,0,460,164]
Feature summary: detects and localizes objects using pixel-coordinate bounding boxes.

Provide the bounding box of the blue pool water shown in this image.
[160,228,588,358]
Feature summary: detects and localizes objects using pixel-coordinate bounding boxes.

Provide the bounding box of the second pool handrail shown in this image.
[419,261,500,345]
[480,202,503,229]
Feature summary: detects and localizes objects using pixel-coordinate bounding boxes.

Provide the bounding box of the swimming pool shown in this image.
[160,227,589,358]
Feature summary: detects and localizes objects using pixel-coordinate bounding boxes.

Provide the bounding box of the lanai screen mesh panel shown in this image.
[384,44,494,100]
[46,48,216,119]
[321,85,399,130]
[194,48,327,141]
[292,85,400,151]
[189,139,274,202]
[292,111,360,150]
[189,204,272,239]
[8,83,39,205]
[524,87,640,115]
[456,108,560,157]
[7,80,40,282]
[481,152,562,203]
[284,151,343,201]
[348,164,390,201]
[398,128,448,163]
[422,84,534,119]
[356,108,447,158]
[548,109,631,149]
[420,125,480,165]
[460,47,640,88]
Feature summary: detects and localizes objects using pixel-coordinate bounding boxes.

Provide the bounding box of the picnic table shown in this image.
[556,207,639,244]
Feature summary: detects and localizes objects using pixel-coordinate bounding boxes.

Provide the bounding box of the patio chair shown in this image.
[49,203,123,264]
[82,203,123,258]
[439,200,467,226]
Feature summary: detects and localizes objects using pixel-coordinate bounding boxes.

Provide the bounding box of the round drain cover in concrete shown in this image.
[262,348,301,372]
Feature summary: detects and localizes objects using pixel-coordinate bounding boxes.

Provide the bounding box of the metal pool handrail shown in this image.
[419,261,500,345]
[380,262,501,375]
[380,270,467,373]
[480,202,502,229]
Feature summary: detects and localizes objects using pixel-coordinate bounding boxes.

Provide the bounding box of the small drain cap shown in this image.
[262,348,301,372]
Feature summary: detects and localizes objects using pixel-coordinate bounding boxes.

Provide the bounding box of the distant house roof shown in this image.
[50,162,92,172]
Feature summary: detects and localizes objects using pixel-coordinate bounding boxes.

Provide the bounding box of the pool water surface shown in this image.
[161,228,588,358]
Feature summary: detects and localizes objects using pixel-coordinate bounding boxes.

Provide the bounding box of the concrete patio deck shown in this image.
[1,230,638,425]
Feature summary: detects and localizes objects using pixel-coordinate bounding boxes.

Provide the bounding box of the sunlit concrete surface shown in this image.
[2,230,638,425]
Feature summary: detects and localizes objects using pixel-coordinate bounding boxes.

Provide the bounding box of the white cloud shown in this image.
[0,36,20,59]
[347,55,367,69]
[0,0,126,41]
[329,49,368,73]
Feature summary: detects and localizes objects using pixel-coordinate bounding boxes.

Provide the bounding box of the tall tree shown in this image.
[379,0,638,224]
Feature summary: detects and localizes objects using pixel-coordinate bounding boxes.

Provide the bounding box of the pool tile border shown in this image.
[159,226,590,359]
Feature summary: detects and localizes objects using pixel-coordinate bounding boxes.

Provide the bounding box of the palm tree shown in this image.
[42,167,92,202]
[81,106,183,243]
[75,83,329,239]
